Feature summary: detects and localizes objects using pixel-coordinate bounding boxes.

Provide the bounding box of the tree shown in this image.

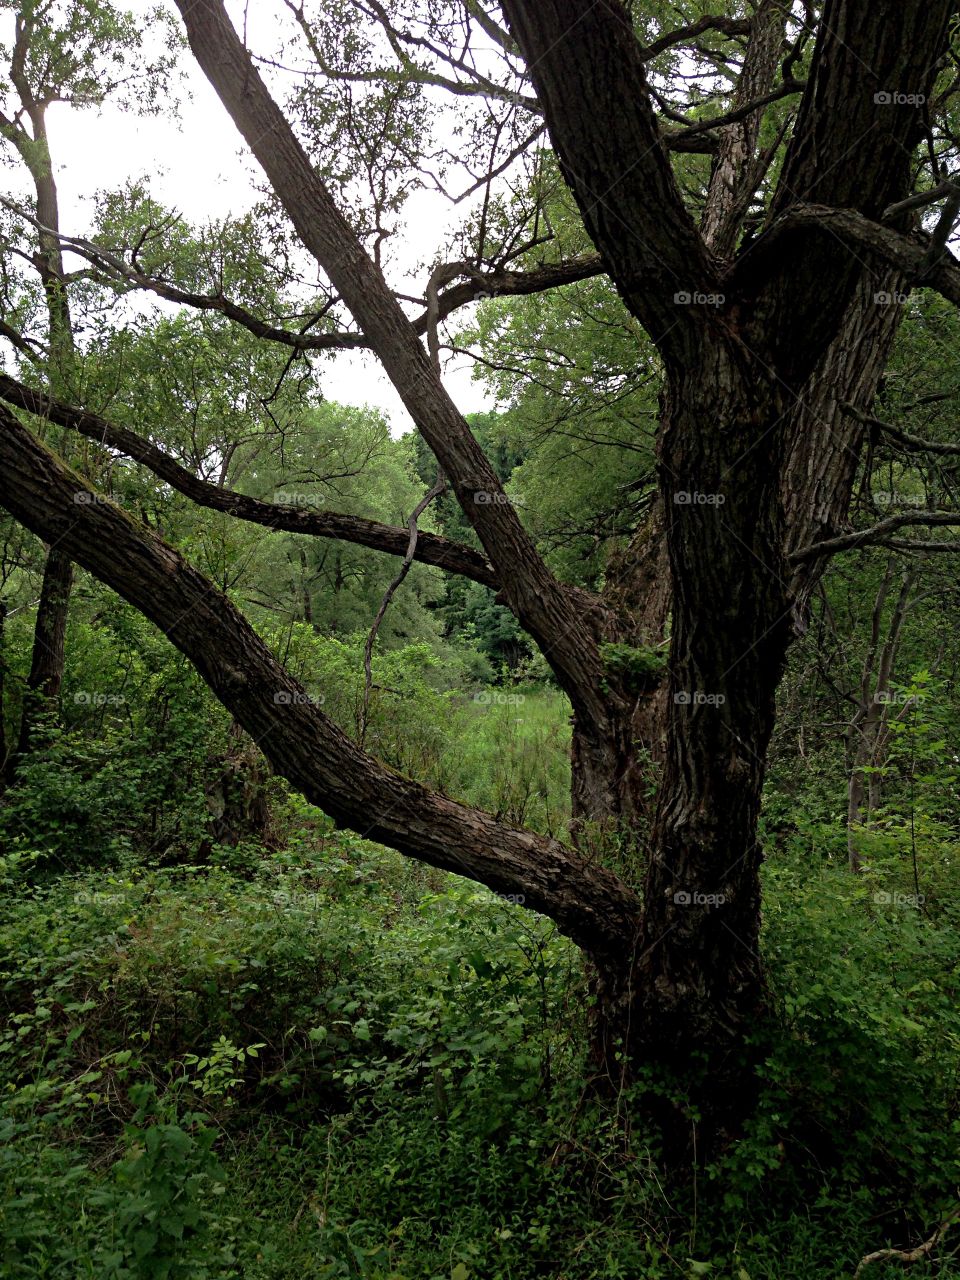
[0,0,175,773]
[2,0,960,1144]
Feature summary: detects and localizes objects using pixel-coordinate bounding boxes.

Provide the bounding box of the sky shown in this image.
[20,0,495,433]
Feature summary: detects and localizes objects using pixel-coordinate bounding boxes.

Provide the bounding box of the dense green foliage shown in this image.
[3,786,960,1278]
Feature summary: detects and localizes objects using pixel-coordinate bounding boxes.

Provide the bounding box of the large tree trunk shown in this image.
[608,343,791,1111]
[565,334,797,1142]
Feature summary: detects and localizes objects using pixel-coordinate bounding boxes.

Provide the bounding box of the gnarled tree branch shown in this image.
[2,199,606,355]
[0,403,641,958]
[791,511,960,562]
[842,402,960,455]
[636,14,752,61]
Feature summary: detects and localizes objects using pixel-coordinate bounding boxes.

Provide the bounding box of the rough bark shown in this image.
[622,338,792,1098]
[498,0,716,361]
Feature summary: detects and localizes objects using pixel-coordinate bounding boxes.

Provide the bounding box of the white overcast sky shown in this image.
[25,0,494,432]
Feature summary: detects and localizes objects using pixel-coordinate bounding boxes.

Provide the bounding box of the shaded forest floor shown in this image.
[2,803,960,1279]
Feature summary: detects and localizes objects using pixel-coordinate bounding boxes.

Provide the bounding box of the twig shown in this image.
[358,475,445,745]
[854,1203,960,1277]
[359,263,449,743]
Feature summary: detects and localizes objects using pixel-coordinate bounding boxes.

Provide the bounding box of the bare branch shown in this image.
[464,0,514,56]
[842,402,960,455]
[878,537,960,552]
[918,183,960,278]
[0,318,45,364]
[791,512,960,562]
[2,198,606,353]
[855,1203,960,1277]
[636,14,752,61]
[286,0,539,111]
[664,79,804,152]
[882,178,960,222]
[451,121,546,203]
